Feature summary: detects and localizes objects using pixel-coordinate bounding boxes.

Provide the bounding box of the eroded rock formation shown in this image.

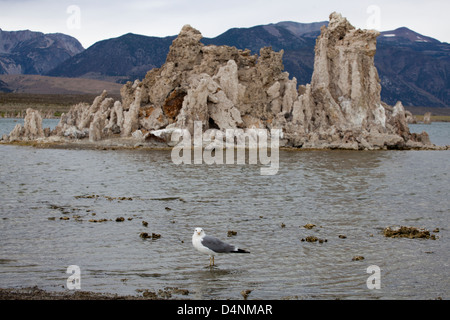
[282,13,431,149]
[423,112,432,125]
[7,108,46,142]
[3,13,443,150]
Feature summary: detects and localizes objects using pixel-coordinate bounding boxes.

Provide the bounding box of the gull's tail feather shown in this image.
[233,248,250,254]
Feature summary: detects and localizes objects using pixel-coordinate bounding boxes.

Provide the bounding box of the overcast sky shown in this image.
[0,0,448,48]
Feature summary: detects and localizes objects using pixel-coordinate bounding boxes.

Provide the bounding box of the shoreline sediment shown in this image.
[0,287,159,300]
[1,134,449,151]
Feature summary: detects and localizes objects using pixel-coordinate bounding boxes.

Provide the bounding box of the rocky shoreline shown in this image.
[2,136,448,151]
[1,13,449,151]
[0,287,148,300]
[0,286,191,300]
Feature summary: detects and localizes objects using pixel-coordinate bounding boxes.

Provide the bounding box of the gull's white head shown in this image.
[194,227,205,237]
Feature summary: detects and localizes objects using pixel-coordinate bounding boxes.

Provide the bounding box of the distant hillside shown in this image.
[47,33,176,83]
[376,28,450,107]
[0,28,84,75]
[0,75,122,118]
[0,74,122,95]
[0,79,11,92]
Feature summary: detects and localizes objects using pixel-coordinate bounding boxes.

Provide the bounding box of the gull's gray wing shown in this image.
[201,236,236,253]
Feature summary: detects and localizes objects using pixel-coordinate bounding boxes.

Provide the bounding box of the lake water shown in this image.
[0,118,60,137]
[0,119,449,300]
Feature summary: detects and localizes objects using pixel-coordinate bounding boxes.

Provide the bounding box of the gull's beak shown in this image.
[197,231,201,235]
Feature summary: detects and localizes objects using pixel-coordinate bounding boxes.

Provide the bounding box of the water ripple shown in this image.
[0,124,449,299]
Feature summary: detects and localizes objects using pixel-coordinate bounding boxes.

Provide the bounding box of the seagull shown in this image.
[192,227,250,267]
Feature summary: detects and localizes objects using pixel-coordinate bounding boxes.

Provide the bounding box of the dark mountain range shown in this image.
[0,28,84,75]
[0,79,11,92]
[1,22,448,107]
[47,33,176,83]
[376,28,450,107]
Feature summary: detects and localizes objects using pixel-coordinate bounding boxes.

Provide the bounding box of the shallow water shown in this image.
[0,121,449,300]
[0,118,60,137]
[410,122,450,147]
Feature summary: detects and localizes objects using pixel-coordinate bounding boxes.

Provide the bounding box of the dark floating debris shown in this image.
[352,256,365,261]
[303,224,316,230]
[151,197,184,202]
[140,232,161,240]
[383,226,438,240]
[152,233,162,240]
[75,195,133,201]
[301,236,327,243]
[89,219,109,223]
[49,204,72,215]
[227,230,238,237]
[142,221,149,227]
[115,217,125,222]
[74,195,99,199]
[241,289,252,300]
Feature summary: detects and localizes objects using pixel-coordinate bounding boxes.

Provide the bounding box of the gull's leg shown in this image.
[212,256,215,266]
